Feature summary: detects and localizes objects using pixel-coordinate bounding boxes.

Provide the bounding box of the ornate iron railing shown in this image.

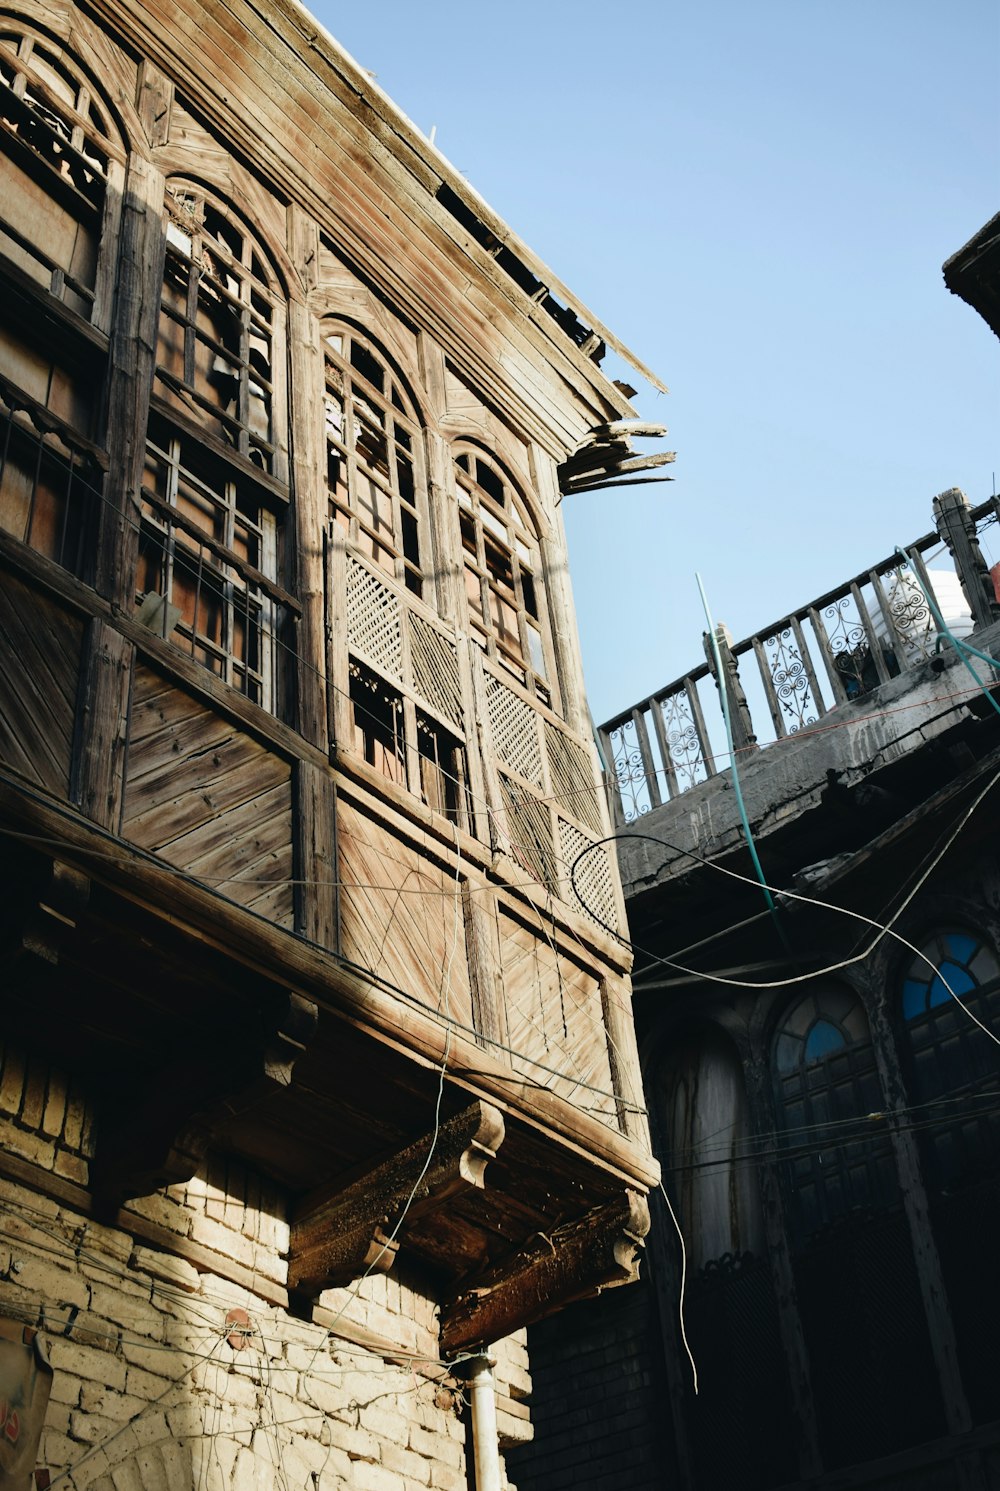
[598,490,1000,822]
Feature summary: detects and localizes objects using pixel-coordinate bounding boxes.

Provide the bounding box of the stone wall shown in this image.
[0,1040,530,1490]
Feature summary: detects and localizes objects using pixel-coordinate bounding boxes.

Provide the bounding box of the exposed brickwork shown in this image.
[0,1041,527,1489]
[507,1280,672,1491]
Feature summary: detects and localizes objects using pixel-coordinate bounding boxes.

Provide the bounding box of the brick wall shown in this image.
[506,1278,673,1491]
[0,1039,529,1490]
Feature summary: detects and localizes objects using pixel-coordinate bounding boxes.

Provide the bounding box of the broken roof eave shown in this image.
[272,0,668,407]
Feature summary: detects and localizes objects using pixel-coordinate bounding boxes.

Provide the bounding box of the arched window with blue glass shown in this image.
[773,986,895,1246]
[899,927,1000,1190]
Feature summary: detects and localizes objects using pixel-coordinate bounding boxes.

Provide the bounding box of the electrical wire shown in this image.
[569,764,1000,1045]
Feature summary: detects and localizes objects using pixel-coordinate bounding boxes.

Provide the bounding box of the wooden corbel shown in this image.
[90,991,317,1216]
[439,1188,650,1356]
[288,1099,505,1297]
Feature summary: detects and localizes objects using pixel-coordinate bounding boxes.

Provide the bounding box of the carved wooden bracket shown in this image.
[288,1099,505,1297]
[439,1188,650,1356]
[90,991,317,1216]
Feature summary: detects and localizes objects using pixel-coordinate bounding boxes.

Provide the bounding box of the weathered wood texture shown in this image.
[440,1189,649,1353]
[122,664,294,925]
[0,571,83,796]
[72,617,134,830]
[336,795,474,1030]
[497,909,619,1130]
[289,1100,504,1294]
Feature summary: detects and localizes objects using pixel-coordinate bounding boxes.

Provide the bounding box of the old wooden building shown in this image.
[0,0,666,1483]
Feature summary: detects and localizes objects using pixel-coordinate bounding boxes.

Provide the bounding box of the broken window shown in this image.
[0,26,124,574]
[324,325,424,595]
[455,448,552,706]
[348,655,470,825]
[145,184,292,714]
[137,415,289,708]
[349,659,407,786]
[156,184,284,475]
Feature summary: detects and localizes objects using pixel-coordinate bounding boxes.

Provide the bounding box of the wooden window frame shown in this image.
[324,325,425,597]
[455,448,554,707]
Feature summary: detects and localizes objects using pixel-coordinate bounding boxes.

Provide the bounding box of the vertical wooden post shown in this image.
[932,486,1000,630]
[463,883,506,1051]
[287,207,329,754]
[600,976,649,1147]
[96,153,165,606]
[294,761,337,951]
[530,441,589,738]
[705,624,757,758]
[72,619,135,833]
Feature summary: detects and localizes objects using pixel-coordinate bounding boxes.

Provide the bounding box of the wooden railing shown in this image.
[598,489,1000,822]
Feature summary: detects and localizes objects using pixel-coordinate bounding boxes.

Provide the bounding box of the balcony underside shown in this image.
[0,778,653,1353]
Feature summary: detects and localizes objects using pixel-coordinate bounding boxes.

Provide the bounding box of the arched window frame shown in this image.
[139,181,294,715]
[0,23,125,573]
[0,22,125,328]
[772,986,894,1243]
[455,447,554,708]
[156,181,288,479]
[323,323,425,597]
[897,926,1000,1189]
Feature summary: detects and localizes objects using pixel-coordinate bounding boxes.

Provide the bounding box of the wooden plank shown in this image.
[0,574,81,795]
[337,804,473,1030]
[286,271,328,753]
[95,152,164,601]
[73,618,134,831]
[294,759,337,949]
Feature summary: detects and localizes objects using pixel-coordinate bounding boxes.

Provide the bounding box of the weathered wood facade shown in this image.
[0,0,660,1481]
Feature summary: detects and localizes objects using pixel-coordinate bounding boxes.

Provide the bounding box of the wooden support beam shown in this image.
[289,1099,504,1296]
[439,1188,649,1355]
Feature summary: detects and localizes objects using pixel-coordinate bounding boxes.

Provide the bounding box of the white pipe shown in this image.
[467,1354,502,1491]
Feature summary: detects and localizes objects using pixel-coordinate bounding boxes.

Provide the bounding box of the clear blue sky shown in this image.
[313,0,999,725]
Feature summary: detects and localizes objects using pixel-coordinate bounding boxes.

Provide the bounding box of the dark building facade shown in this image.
[512,226,1000,1491]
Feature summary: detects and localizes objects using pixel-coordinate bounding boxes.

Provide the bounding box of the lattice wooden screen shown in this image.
[486,673,543,787]
[499,773,557,889]
[408,611,463,729]
[346,555,403,683]
[544,719,603,835]
[558,815,618,933]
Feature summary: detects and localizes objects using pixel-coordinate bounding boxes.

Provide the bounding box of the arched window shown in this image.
[0,24,124,572]
[456,449,551,706]
[324,325,423,596]
[0,24,121,322]
[155,183,286,475]
[899,928,1000,1188]
[137,183,292,713]
[773,987,894,1243]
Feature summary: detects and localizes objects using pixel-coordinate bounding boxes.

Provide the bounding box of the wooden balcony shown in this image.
[0,522,655,1352]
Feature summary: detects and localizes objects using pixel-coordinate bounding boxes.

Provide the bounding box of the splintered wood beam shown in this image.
[439,1188,650,1355]
[289,1100,505,1297]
